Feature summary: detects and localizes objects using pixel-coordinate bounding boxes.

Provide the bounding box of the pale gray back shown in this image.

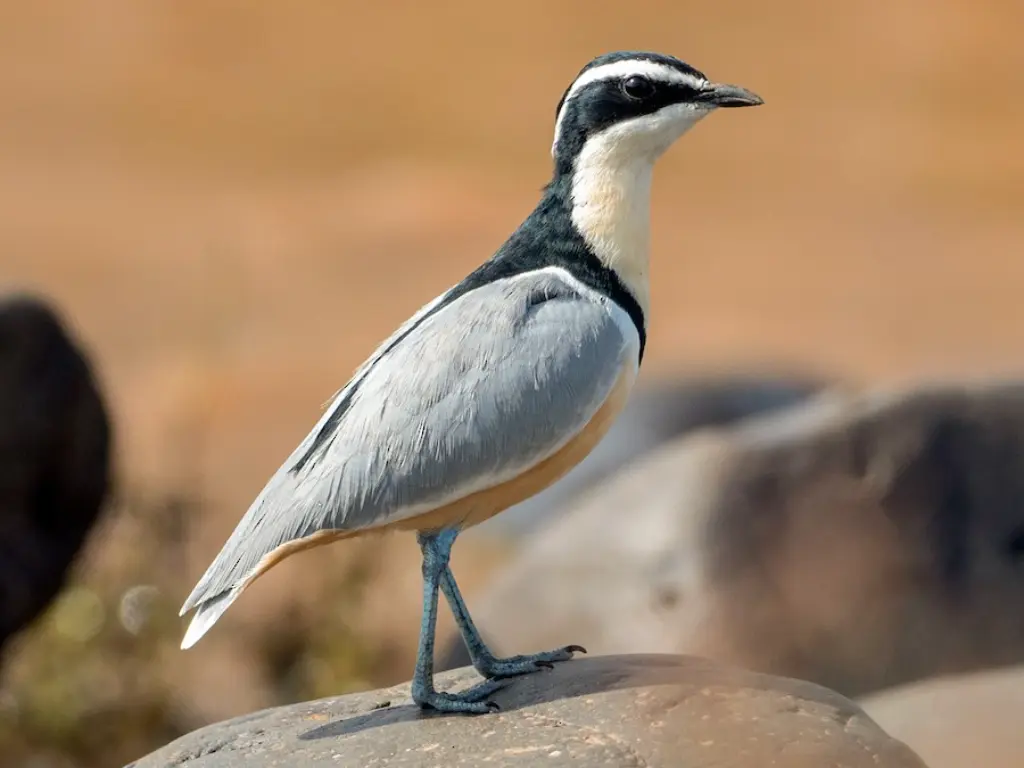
[182,269,638,613]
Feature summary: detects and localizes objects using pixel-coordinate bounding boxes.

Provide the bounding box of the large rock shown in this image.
[0,293,112,654]
[860,664,1024,768]
[442,381,1024,696]
[129,654,928,767]
[470,373,823,541]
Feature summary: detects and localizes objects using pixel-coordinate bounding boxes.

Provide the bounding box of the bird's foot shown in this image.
[473,644,586,679]
[412,677,510,714]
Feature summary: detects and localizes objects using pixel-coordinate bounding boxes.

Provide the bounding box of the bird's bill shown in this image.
[700,82,764,108]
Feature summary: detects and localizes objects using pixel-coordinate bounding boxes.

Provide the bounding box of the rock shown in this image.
[859,664,1024,768]
[442,381,1024,696]
[469,373,824,541]
[0,293,112,654]
[129,654,928,767]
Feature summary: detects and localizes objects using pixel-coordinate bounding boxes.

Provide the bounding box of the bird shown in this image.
[178,50,762,715]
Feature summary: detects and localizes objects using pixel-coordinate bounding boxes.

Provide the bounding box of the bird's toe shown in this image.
[475,644,585,679]
[445,677,511,703]
[415,677,509,714]
[418,694,496,715]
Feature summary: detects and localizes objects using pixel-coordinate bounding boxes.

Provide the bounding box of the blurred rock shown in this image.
[442,381,1024,696]
[0,293,112,656]
[859,665,1024,768]
[129,654,928,768]
[471,373,824,540]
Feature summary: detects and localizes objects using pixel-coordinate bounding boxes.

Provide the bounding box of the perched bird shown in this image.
[179,50,762,714]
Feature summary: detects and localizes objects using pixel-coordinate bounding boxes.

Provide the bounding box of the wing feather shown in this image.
[179,268,639,643]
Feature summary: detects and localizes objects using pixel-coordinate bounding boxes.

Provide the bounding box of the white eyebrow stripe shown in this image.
[552,60,707,155]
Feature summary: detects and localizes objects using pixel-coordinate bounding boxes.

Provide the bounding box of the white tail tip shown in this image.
[179,590,239,649]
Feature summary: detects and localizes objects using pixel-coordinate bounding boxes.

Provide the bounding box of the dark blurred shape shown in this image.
[0,293,112,657]
[470,372,827,540]
[441,380,1024,697]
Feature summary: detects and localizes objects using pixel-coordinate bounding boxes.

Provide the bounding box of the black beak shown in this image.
[699,82,764,108]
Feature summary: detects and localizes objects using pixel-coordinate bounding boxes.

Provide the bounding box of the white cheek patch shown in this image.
[608,102,711,158]
[552,59,708,156]
[566,101,713,317]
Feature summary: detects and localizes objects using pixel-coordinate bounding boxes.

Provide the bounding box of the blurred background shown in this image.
[1,2,1022,767]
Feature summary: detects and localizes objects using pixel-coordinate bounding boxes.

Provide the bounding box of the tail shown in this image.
[179,590,241,650]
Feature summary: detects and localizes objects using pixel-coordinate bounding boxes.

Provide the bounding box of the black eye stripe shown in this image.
[552,76,708,163]
[559,75,705,116]
[668,81,702,101]
[619,77,703,101]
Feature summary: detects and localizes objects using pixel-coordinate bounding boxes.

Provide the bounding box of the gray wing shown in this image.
[180,269,638,643]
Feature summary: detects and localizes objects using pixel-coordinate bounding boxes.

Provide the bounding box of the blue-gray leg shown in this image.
[410,530,507,714]
[440,563,584,678]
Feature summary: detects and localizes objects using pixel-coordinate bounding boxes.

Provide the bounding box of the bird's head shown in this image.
[551,51,762,172]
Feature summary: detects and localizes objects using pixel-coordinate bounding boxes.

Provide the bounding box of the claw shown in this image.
[566,644,587,654]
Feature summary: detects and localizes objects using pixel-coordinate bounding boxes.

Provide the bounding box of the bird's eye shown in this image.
[621,75,656,100]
